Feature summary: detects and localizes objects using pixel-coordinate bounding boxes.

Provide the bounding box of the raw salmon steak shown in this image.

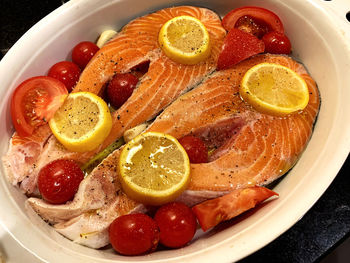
[148,54,320,192]
[3,6,226,194]
[27,54,320,248]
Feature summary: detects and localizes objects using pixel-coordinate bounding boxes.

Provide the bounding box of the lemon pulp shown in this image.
[240,63,309,116]
[119,132,190,205]
[158,15,211,65]
[49,92,112,152]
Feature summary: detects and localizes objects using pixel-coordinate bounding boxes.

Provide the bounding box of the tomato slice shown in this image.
[222,6,284,37]
[11,76,68,137]
[192,186,278,232]
[217,28,265,70]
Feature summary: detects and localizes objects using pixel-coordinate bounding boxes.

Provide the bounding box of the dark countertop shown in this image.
[1,0,349,262]
[241,155,350,263]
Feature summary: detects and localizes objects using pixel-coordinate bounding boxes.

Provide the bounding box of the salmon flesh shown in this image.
[2,6,226,194]
[27,53,320,248]
[2,5,320,250]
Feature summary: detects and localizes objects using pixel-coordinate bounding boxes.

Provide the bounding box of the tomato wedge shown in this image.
[192,186,278,232]
[217,28,265,70]
[11,76,68,137]
[222,6,284,37]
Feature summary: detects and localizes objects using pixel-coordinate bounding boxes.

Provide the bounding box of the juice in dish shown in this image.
[2,5,320,255]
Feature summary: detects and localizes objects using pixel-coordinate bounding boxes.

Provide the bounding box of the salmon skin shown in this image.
[2,6,226,194]
[27,54,320,248]
[2,125,52,194]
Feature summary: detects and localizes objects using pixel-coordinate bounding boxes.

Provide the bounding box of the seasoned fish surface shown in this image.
[3,6,226,194]
[28,54,320,248]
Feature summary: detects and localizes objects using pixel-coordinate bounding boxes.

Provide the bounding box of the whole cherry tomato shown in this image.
[178,135,208,163]
[106,73,139,109]
[37,159,84,204]
[109,213,159,255]
[154,202,197,248]
[262,31,291,54]
[48,61,81,92]
[72,41,99,69]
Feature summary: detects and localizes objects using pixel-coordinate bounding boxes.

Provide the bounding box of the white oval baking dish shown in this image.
[0,0,349,262]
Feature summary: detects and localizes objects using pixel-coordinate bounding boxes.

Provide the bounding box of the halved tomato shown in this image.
[192,186,278,232]
[222,6,284,38]
[11,76,68,137]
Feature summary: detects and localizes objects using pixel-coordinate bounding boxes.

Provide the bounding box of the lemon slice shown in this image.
[158,15,211,65]
[49,92,112,152]
[119,132,190,205]
[240,63,309,116]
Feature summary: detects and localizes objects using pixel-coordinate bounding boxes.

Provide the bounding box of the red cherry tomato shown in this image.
[154,202,197,248]
[11,76,68,137]
[37,159,84,204]
[262,31,291,54]
[72,41,99,69]
[109,213,159,255]
[217,28,265,70]
[178,135,208,163]
[222,6,284,36]
[106,73,139,109]
[48,61,81,92]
